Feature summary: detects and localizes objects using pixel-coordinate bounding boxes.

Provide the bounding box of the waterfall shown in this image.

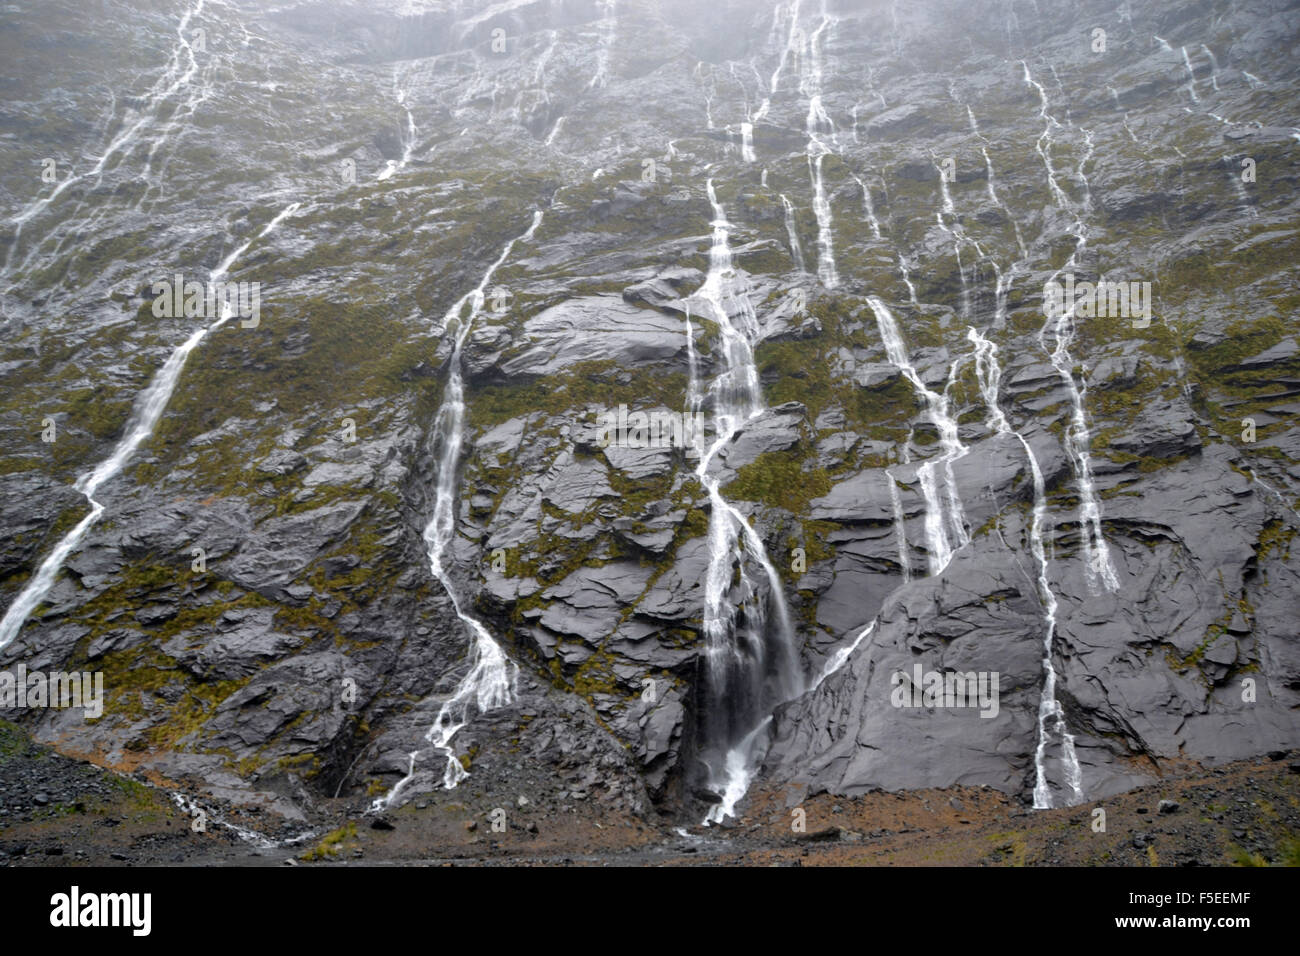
[937,160,956,216]
[378,72,418,182]
[1022,428,1083,809]
[802,11,839,288]
[378,211,544,809]
[3,0,210,281]
[850,172,882,239]
[867,297,969,575]
[769,0,839,287]
[811,621,874,691]
[981,146,1027,257]
[887,472,911,582]
[1180,46,1200,103]
[768,0,803,94]
[1042,274,1119,594]
[0,202,302,654]
[967,327,1084,807]
[588,0,617,90]
[1200,44,1221,91]
[544,115,566,147]
[898,256,920,307]
[1021,62,1069,209]
[690,181,801,823]
[1023,64,1119,593]
[1224,155,1257,219]
[806,103,839,288]
[779,194,807,272]
[968,106,1026,327]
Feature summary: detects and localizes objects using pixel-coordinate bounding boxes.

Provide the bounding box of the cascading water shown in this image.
[544,115,566,147]
[967,327,1083,807]
[1023,65,1120,593]
[1022,62,1069,209]
[1200,44,1221,91]
[768,0,845,288]
[768,0,803,95]
[886,472,911,583]
[739,121,756,163]
[867,296,969,575]
[811,621,874,691]
[934,160,970,318]
[690,181,801,823]
[588,0,617,90]
[975,135,1026,257]
[779,194,807,272]
[378,73,418,181]
[849,172,882,239]
[3,0,210,282]
[898,256,920,307]
[1026,433,1085,810]
[800,11,839,288]
[1180,46,1200,103]
[377,211,544,810]
[0,202,302,654]
[1223,155,1257,219]
[1039,271,1120,592]
[979,131,1030,327]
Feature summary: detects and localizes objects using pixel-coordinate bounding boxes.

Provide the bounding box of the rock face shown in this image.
[0,0,1297,826]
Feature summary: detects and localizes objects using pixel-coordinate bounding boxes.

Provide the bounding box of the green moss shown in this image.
[0,718,27,759]
[300,821,358,862]
[1256,519,1295,566]
[1188,315,1288,377]
[145,675,251,749]
[1227,844,1269,867]
[723,448,832,515]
